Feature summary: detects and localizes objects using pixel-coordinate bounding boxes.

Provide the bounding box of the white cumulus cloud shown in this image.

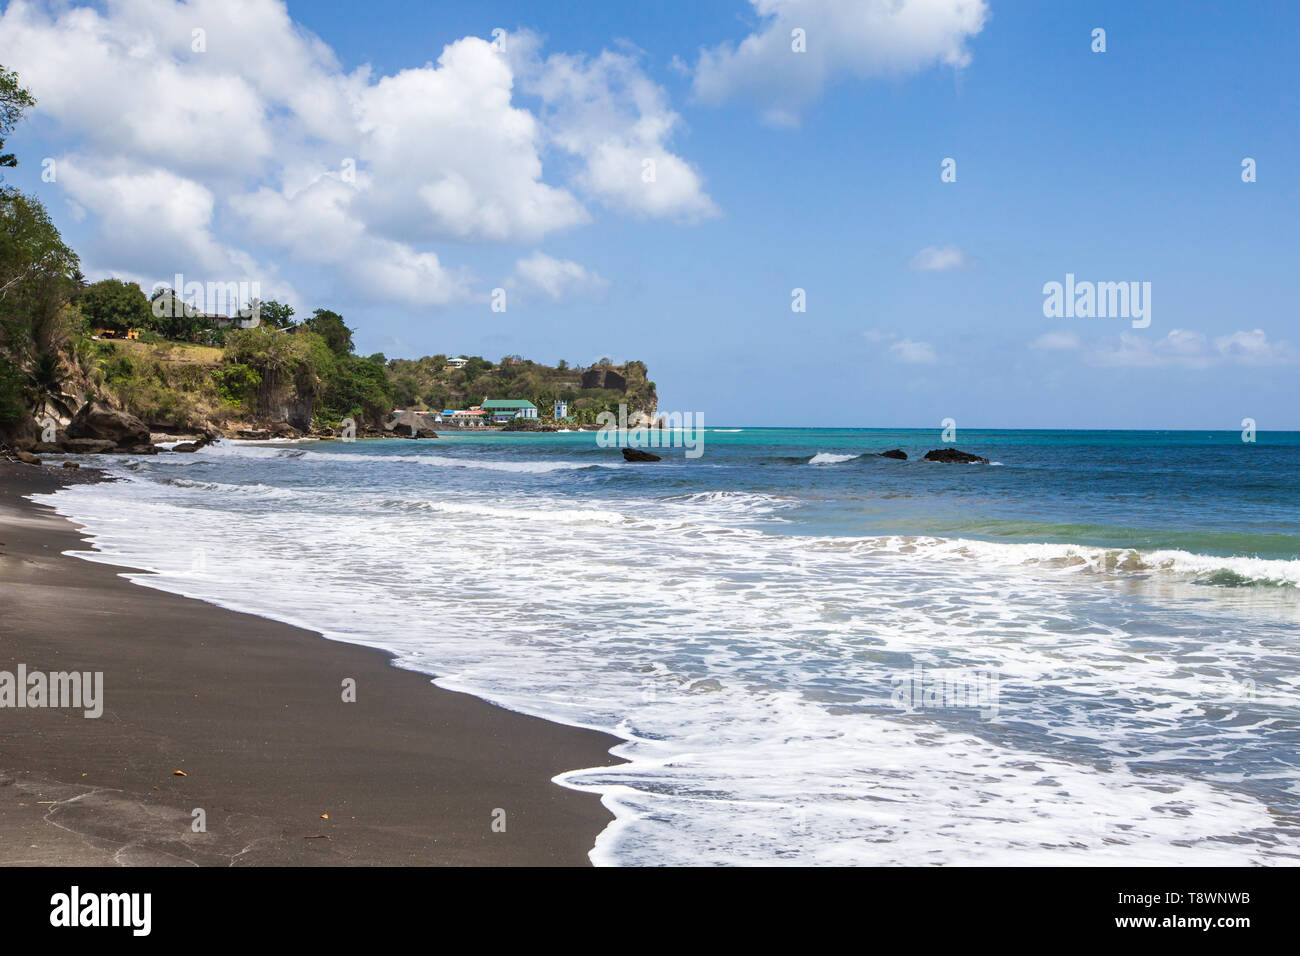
[693,0,989,126]
[0,0,713,308]
[510,252,608,302]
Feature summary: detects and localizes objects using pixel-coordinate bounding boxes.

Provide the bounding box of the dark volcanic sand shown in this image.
[0,462,622,866]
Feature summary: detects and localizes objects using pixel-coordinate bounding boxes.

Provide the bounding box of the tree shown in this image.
[0,67,35,176]
[0,189,80,431]
[148,286,207,341]
[306,308,353,357]
[260,299,296,329]
[321,354,393,426]
[79,278,151,333]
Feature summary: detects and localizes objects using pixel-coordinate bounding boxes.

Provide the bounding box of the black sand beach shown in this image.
[0,462,621,866]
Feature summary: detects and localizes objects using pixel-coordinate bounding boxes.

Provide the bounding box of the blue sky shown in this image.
[2,0,1297,427]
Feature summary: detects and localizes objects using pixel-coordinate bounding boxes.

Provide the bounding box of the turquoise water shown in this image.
[41,427,1300,864]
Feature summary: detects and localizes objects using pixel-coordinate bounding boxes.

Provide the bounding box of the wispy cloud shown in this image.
[908,245,971,272]
[890,339,939,364]
[1051,328,1300,368]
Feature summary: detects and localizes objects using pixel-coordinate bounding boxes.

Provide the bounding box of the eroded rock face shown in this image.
[923,448,989,464]
[581,367,627,392]
[67,402,150,447]
[880,449,908,460]
[622,447,661,462]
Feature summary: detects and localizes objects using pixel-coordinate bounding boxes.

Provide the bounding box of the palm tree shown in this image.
[25,350,76,418]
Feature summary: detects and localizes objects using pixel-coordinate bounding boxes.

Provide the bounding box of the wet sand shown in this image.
[0,462,621,866]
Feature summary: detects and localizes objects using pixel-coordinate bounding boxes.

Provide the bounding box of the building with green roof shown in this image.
[482,399,538,422]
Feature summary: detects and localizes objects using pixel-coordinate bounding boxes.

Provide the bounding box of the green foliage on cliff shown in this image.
[383,355,657,423]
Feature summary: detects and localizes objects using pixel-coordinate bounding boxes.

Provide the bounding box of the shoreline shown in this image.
[0,462,623,866]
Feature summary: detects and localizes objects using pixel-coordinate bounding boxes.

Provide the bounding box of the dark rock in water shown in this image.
[172,435,216,453]
[880,449,908,460]
[62,461,80,469]
[60,438,117,455]
[14,450,40,465]
[106,444,159,455]
[622,447,661,462]
[237,428,271,440]
[923,448,989,464]
[67,401,150,447]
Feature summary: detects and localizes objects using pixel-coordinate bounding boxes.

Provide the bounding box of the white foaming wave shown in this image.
[385,498,628,526]
[661,490,797,518]
[178,440,610,473]
[850,535,1300,589]
[301,449,605,473]
[162,477,309,500]
[808,452,861,465]
[35,473,1300,866]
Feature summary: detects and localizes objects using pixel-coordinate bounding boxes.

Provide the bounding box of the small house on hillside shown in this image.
[445,356,469,370]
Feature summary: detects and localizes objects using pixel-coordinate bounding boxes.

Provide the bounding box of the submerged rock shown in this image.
[60,438,117,454]
[622,447,661,462]
[880,449,908,460]
[62,461,80,469]
[923,448,989,464]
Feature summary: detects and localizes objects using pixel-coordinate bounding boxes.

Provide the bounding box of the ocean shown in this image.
[35,428,1300,864]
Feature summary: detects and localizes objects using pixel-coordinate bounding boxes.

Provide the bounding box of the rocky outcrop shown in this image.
[880,449,908,460]
[67,402,151,447]
[13,450,40,465]
[384,411,440,439]
[923,448,989,464]
[622,447,661,462]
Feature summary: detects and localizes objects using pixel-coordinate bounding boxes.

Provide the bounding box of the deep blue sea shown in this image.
[39,428,1300,864]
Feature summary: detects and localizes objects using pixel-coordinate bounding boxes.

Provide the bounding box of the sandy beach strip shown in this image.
[0,462,621,866]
